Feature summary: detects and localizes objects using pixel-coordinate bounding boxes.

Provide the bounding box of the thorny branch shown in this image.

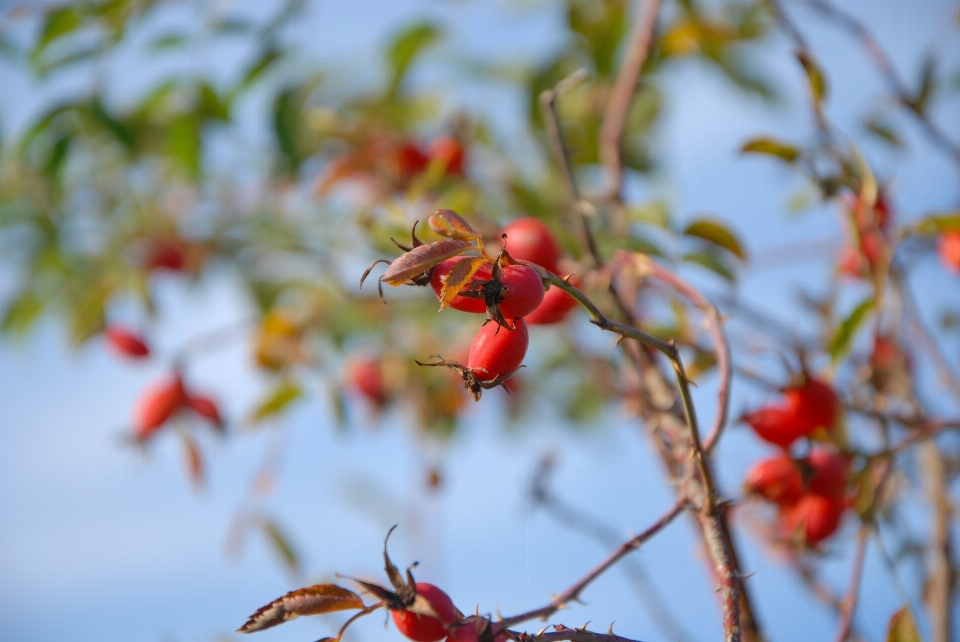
[540,62,751,641]
[833,526,870,642]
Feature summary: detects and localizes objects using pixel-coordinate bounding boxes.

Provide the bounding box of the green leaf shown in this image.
[886,607,920,642]
[1,290,45,337]
[88,99,135,149]
[199,83,230,121]
[864,117,902,148]
[912,55,936,113]
[36,7,83,52]
[829,297,874,365]
[273,88,303,174]
[683,218,747,260]
[214,19,255,35]
[250,380,303,423]
[261,519,299,573]
[797,51,827,103]
[149,34,187,50]
[910,213,960,235]
[386,22,440,93]
[237,47,281,93]
[682,250,735,281]
[168,113,200,177]
[624,202,671,230]
[741,137,800,162]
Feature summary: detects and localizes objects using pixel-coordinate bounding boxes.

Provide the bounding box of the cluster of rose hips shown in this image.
[836,189,960,278]
[238,528,507,642]
[317,135,466,195]
[740,375,853,546]
[361,210,577,401]
[837,190,891,279]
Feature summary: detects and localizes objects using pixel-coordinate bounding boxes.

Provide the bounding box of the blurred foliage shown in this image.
[2,1,960,607]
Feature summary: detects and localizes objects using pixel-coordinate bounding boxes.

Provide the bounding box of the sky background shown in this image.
[1,2,959,642]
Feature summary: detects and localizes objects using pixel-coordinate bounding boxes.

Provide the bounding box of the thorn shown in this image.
[741,570,758,581]
[579,621,591,632]
[607,622,616,635]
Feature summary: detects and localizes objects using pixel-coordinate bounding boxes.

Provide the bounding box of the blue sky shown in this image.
[1,2,959,641]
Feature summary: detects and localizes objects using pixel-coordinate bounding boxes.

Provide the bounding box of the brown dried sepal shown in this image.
[360,222,472,301]
[415,357,522,401]
[237,584,366,633]
[352,525,442,618]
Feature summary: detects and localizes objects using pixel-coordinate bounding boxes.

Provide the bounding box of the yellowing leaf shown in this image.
[428,208,480,241]
[683,218,747,260]
[797,51,827,103]
[250,380,303,423]
[381,239,472,287]
[238,583,365,633]
[910,213,960,236]
[886,607,920,642]
[741,137,800,162]
[439,257,487,309]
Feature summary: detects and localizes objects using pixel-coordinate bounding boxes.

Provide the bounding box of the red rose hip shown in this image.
[391,583,457,642]
[744,454,804,506]
[468,318,529,382]
[501,217,562,273]
[496,264,544,319]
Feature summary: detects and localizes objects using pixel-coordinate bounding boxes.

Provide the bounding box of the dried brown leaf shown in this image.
[439,257,487,309]
[428,209,480,241]
[381,239,472,287]
[238,584,365,633]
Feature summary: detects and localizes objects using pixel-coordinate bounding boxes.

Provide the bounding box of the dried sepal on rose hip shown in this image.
[237,526,461,640]
[360,219,476,301]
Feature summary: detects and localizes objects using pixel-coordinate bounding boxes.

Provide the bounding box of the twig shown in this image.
[599,0,661,202]
[540,68,753,642]
[539,69,599,265]
[628,255,732,452]
[531,457,698,642]
[834,526,871,642]
[547,273,743,642]
[528,629,646,642]
[890,262,960,400]
[498,501,685,630]
[920,441,955,642]
[798,0,960,174]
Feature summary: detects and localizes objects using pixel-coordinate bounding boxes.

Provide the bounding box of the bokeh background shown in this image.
[1,2,959,642]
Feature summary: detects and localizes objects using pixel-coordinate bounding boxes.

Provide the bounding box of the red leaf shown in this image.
[238,584,366,633]
[380,239,473,287]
